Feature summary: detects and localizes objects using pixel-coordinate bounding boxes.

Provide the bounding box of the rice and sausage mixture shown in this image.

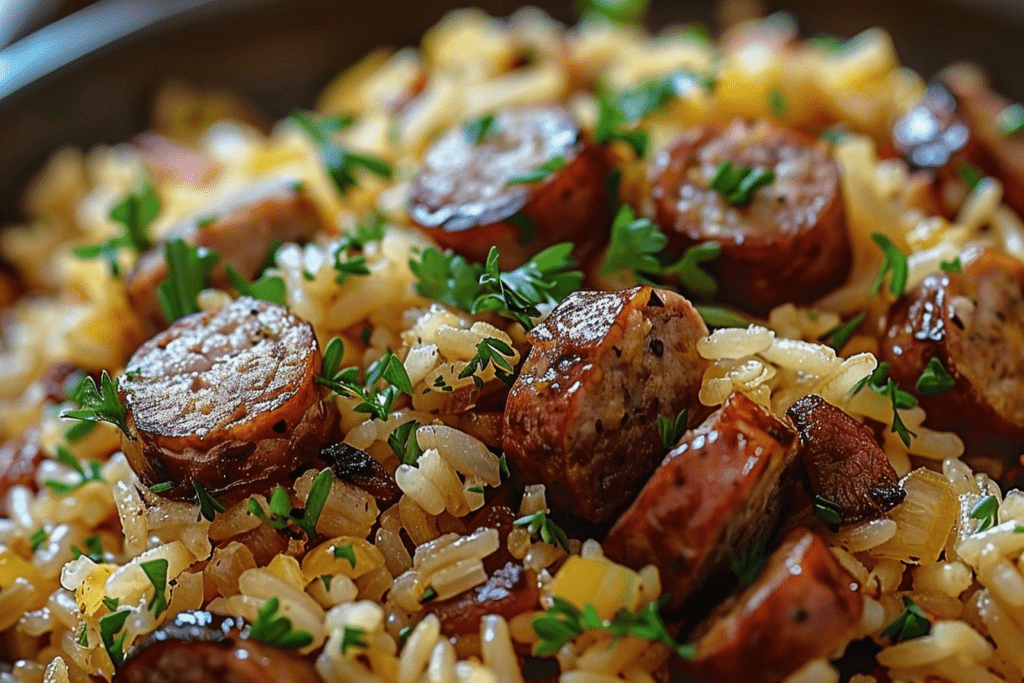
[3,6,1024,683]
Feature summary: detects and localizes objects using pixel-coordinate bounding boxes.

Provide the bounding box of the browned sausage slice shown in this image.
[409,105,612,269]
[502,286,710,523]
[120,297,333,505]
[787,394,905,524]
[126,178,325,331]
[649,119,851,314]
[677,528,862,683]
[879,247,1024,457]
[603,392,799,610]
[892,82,972,171]
[115,611,322,683]
[427,562,539,637]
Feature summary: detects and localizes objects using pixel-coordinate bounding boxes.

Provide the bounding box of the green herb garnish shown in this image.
[140,558,169,618]
[29,527,48,552]
[71,535,104,563]
[74,179,159,276]
[709,162,775,207]
[849,362,917,447]
[99,609,130,668]
[577,0,649,25]
[661,242,721,299]
[463,113,498,145]
[225,265,286,306]
[333,543,357,569]
[340,625,368,654]
[997,103,1024,136]
[594,95,648,156]
[44,445,105,495]
[600,204,666,279]
[472,244,584,329]
[388,420,423,466]
[769,89,787,117]
[507,156,568,185]
[657,409,688,449]
[940,257,962,273]
[881,596,931,642]
[248,469,333,538]
[813,494,843,525]
[958,163,985,193]
[192,478,226,522]
[249,596,314,649]
[969,494,999,533]
[458,337,516,389]
[60,371,128,436]
[156,238,220,322]
[409,248,485,311]
[291,110,393,195]
[101,597,119,611]
[514,510,570,551]
[731,542,768,586]
[817,312,866,352]
[869,233,909,298]
[916,357,955,395]
[693,305,750,329]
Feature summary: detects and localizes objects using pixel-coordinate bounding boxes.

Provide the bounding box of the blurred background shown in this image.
[1,0,1022,221]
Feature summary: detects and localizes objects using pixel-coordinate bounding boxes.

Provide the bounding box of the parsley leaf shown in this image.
[997,103,1024,136]
[601,204,666,277]
[869,233,909,298]
[916,357,955,395]
[156,238,220,323]
[101,597,119,611]
[813,494,843,525]
[77,624,89,647]
[709,162,775,207]
[388,420,424,465]
[463,113,498,145]
[693,305,750,329]
[60,371,128,436]
[578,0,649,25]
[248,470,333,538]
[472,244,584,329]
[100,609,130,668]
[332,251,370,285]
[225,265,286,306]
[458,337,516,389]
[29,527,48,552]
[333,543,357,569]
[507,156,568,185]
[881,596,931,642]
[769,89,787,117]
[409,248,485,311]
[969,494,999,533]
[940,257,962,273]
[337,212,387,252]
[817,312,866,352]
[140,558,169,618]
[594,95,648,156]
[43,445,105,495]
[849,362,917,447]
[340,625,368,654]
[661,242,721,299]
[74,179,160,276]
[731,542,768,586]
[514,510,570,551]
[71,535,104,563]
[192,478,226,522]
[249,596,314,649]
[291,109,393,194]
[657,409,688,449]
[420,587,438,603]
[317,348,411,421]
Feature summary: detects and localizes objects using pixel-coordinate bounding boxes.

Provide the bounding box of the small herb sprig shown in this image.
[60,371,128,436]
[387,420,423,465]
[813,494,843,525]
[249,596,314,649]
[100,609,130,668]
[657,409,688,449]
[463,113,498,145]
[44,446,105,495]
[291,110,393,195]
[226,266,286,306]
[869,233,909,298]
[514,510,570,551]
[458,337,517,389]
[532,595,694,661]
[192,479,226,522]
[817,312,866,352]
[74,179,159,276]
[969,494,999,533]
[141,558,169,618]
[916,357,955,395]
[474,244,584,329]
[849,362,917,447]
[317,341,414,421]
[507,156,567,185]
[709,162,776,207]
[157,238,220,322]
[247,469,334,538]
[340,625,368,654]
[881,596,930,642]
[71,535,104,563]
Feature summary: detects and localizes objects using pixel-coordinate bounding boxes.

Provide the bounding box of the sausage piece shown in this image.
[677,528,862,683]
[892,82,972,172]
[879,247,1024,456]
[126,178,325,331]
[649,119,851,314]
[409,105,612,269]
[120,297,333,506]
[787,394,905,524]
[116,611,321,683]
[503,286,710,523]
[427,562,539,637]
[603,392,799,610]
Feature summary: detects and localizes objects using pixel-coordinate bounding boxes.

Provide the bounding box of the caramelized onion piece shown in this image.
[120,297,332,505]
[319,442,401,509]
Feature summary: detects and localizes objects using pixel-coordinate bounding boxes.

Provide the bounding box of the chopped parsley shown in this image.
[340,625,368,654]
[813,494,843,525]
[499,454,510,479]
[969,494,999,533]
[291,110,393,194]
[472,244,584,329]
[337,212,387,253]
[610,70,716,124]
[881,596,930,642]
[317,345,413,421]
[150,482,173,493]
[514,510,570,551]
[657,409,688,449]
[60,371,128,436]
[940,257,963,273]
[731,542,768,586]
[225,265,286,306]
[709,162,775,207]
[661,242,721,299]
[817,312,866,352]
[44,445,105,495]
[387,420,423,465]
[101,597,119,612]
[507,156,567,185]
[332,250,370,285]
[850,362,917,447]
[100,609,130,668]
[71,535,104,563]
[77,624,89,648]
[463,113,498,145]
[73,179,159,276]
[409,248,485,311]
[249,596,314,649]
[333,543,357,569]
[29,527,48,552]
[578,0,649,25]
[532,595,693,661]
[997,103,1024,136]
[419,586,438,603]
[321,575,332,591]
[869,233,909,298]
[192,479,226,522]
[594,95,648,157]
[916,357,955,395]
[458,337,516,389]
[506,211,538,244]
[693,305,750,329]
[600,204,666,279]
[468,486,485,494]
[156,238,219,322]
[140,558,169,618]
[958,163,985,193]
[247,469,333,538]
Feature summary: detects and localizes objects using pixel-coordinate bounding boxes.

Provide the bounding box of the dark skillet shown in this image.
[0,0,1023,224]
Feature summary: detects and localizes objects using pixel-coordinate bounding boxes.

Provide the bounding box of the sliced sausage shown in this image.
[0,431,42,498]
[408,105,612,269]
[603,392,799,610]
[942,63,1024,217]
[318,442,401,510]
[892,82,972,172]
[116,611,321,683]
[503,286,710,523]
[879,246,1024,457]
[427,561,539,637]
[649,118,851,314]
[119,297,333,506]
[676,528,862,683]
[787,394,905,524]
[126,178,325,331]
